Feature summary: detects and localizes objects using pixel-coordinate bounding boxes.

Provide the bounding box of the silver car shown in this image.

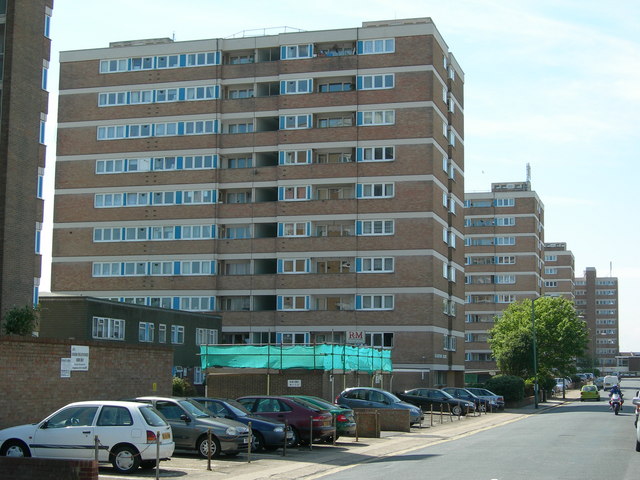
[134,396,249,458]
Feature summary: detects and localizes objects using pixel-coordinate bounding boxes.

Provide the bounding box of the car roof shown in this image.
[67,400,149,408]
[135,396,187,401]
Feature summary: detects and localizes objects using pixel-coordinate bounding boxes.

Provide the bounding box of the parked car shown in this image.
[441,387,484,411]
[594,377,605,390]
[335,387,423,425]
[0,400,174,474]
[553,378,571,394]
[237,395,334,446]
[284,395,356,440]
[633,396,640,451]
[133,396,248,458]
[580,385,600,401]
[395,388,476,415]
[190,397,290,451]
[464,387,505,410]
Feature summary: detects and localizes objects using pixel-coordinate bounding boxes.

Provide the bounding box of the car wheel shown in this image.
[197,434,221,459]
[110,445,141,474]
[478,403,487,413]
[140,460,157,470]
[251,432,265,452]
[324,433,340,444]
[287,427,300,447]
[451,405,463,416]
[0,440,31,457]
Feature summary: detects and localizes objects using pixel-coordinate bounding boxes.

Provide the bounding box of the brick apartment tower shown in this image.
[52,18,465,388]
[542,242,574,300]
[464,181,544,382]
[574,267,619,374]
[0,0,52,318]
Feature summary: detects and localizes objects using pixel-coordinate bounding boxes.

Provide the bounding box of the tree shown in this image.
[489,297,588,379]
[2,305,40,336]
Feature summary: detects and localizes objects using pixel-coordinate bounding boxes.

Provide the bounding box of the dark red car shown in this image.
[237,396,334,446]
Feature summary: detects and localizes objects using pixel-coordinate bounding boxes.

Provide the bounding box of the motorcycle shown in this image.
[610,392,623,415]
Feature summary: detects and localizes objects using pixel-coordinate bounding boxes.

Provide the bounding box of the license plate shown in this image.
[162,432,171,440]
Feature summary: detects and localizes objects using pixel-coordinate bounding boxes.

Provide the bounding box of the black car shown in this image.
[191,397,291,451]
[395,388,476,416]
[441,387,485,411]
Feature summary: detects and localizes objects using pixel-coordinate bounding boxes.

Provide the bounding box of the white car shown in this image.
[0,400,174,474]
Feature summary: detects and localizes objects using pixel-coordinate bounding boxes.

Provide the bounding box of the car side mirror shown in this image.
[180,414,191,423]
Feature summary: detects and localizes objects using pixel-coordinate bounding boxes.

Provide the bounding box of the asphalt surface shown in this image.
[99,391,581,479]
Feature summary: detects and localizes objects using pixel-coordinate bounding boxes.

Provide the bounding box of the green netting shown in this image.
[200,344,392,373]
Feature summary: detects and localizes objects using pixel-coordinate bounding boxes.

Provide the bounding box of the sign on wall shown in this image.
[71,345,89,371]
[60,358,71,378]
[346,331,365,344]
[288,379,302,388]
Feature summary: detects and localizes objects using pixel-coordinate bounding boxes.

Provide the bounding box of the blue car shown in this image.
[191,397,290,451]
[335,387,423,425]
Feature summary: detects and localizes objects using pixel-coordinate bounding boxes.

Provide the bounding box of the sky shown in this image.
[41,0,640,350]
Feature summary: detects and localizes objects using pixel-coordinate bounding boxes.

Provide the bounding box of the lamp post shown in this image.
[531,297,539,409]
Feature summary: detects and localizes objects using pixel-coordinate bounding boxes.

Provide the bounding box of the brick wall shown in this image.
[0,336,172,428]
[0,457,98,480]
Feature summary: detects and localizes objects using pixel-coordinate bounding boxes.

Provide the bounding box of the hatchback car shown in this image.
[395,388,476,416]
[190,397,291,451]
[284,395,356,439]
[133,396,248,458]
[335,387,423,425]
[237,396,334,446]
[594,377,605,390]
[465,388,505,410]
[580,385,600,401]
[0,400,174,474]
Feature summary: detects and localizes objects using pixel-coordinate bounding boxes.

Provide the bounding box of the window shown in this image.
[152,157,177,171]
[359,220,394,236]
[282,115,311,130]
[180,297,211,311]
[281,222,308,237]
[123,262,147,276]
[44,12,51,38]
[171,325,185,344]
[283,44,312,59]
[186,52,217,67]
[227,156,253,169]
[495,198,515,207]
[128,158,151,172]
[96,159,125,174]
[182,225,214,240]
[496,294,516,303]
[365,332,393,347]
[184,155,216,170]
[92,263,120,277]
[153,88,179,103]
[98,92,127,107]
[357,74,394,90]
[126,192,149,206]
[358,110,395,126]
[359,38,395,55]
[443,335,457,351]
[130,90,153,104]
[92,317,125,340]
[358,295,394,310]
[495,275,516,284]
[318,81,353,92]
[131,57,154,71]
[224,225,251,239]
[152,191,176,206]
[181,260,213,275]
[359,183,394,198]
[282,79,312,94]
[228,122,254,134]
[183,189,214,204]
[158,324,167,343]
[281,150,309,165]
[156,55,179,69]
[358,146,394,162]
[139,322,154,342]
[281,259,308,274]
[184,120,217,135]
[125,227,148,241]
[544,281,558,288]
[185,85,217,100]
[224,262,250,275]
[228,88,254,99]
[318,115,353,128]
[283,186,309,201]
[280,296,308,311]
[97,125,126,140]
[150,261,173,276]
[360,257,394,273]
[100,59,128,73]
[278,333,309,345]
[94,227,122,242]
[196,328,218,345]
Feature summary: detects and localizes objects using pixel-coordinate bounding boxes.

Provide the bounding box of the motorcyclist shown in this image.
[609,383,623,410]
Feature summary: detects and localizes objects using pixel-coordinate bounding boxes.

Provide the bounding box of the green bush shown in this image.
[485,375,525,402]
[2,306,39,336]
[172,376,196,396]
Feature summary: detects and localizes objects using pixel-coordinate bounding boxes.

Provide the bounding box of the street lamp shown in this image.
[531,297,539,409]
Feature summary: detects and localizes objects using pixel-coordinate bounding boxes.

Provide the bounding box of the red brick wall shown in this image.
[0,458,98,480]
[0,336,172,428]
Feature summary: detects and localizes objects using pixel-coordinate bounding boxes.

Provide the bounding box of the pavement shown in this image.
[153,391,580,480]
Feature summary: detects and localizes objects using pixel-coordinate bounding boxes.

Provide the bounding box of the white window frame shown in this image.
[282,259,308,274]
[360,183,394,199]
[283,186,310,201]
[359,74,394,90]
[196,328,218,345]
[92,316,125,340]
[360,257,394,273]
[361,146,395,162]
[282,222,307,237]
[283,115,310,130]
[359,295,394,310]
[139,322,154,343]
[360,38,395,55]
[360,220,394,236]
[281,296,308,311]
[360,110,395,126]
[181,260,212,276]
[171,325,185,344]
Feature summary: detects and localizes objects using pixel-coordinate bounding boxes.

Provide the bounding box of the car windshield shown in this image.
[298,396,337,410]
[290,397,324,411]
[225,400,251,417]
[179,399,212,418]
[139,406,168,427]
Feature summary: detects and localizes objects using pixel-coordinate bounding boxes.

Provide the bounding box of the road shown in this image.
[317,380,640,480]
